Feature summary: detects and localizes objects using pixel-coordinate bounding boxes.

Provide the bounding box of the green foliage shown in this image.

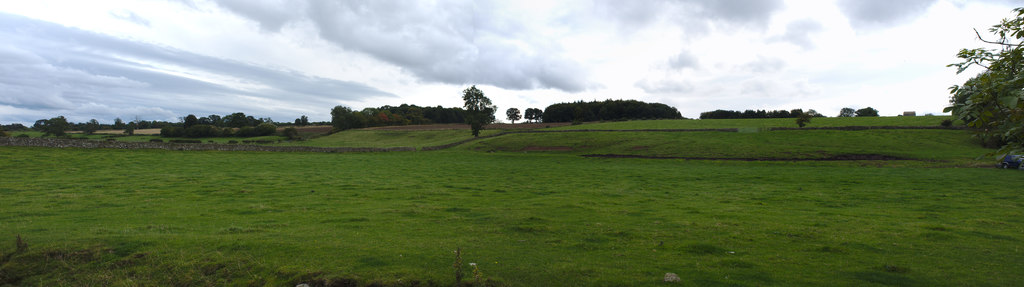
[838,107,856,117]
[160,126,185,138]
[544,99,682,122]
[331,106,363,131]
[183,114,199,129]
[523,108,544,123]
[281,127,300,140]
[855,107,879,117]
[184,125,219,138]
[796,113,813,127]
[701,108,818,119]
[294,115,309,126]
[255,123,277,137]
[123,122,136,136]
[462,85,496,137]
[506,108,521,124]
[0,125,6,137]
[947,7,1024,153]
[37,116,70,137]
[82,119,100,135]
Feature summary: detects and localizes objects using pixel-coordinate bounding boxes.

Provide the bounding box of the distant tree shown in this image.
[506,108,521,124]
[462,85,496,137]
[124,122,136,136]
[796,113,813,128]
[295,115,310,126]
[855,107,879,117]
[224,112,250,128]
[524,108,543,123]
[41,116,70,137]
[83,119,100,135]
[838,108,856,117]
[183,114,199,129]
[0,125,7,137]
[113,118,126,129]
[207,114,223,127]
[805,109,825,117]
[332,106,364,131]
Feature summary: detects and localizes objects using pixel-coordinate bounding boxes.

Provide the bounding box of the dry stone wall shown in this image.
[0,137,414,153]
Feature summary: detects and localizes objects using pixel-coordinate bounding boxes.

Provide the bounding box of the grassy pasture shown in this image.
[285,129,503,148]
[2,117,1023,286]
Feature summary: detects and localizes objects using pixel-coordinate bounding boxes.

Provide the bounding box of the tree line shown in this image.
[540,99,684,123]
[699,107,879,120]
[330,104,469,131]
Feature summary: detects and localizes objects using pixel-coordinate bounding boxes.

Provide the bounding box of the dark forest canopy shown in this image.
[541,100,684,123]
[699,109,824,120]
[332,104,466,131]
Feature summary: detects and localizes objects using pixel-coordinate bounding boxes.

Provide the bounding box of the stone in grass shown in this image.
[664,272,681,282]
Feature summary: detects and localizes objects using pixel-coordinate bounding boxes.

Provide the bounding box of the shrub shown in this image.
[221,128,235,137]
[160,126,185,137]
[149,139,163,143]
[16,134,30,138]
[255,123,277,137]
[227,140,238,144]
[169,139,201,143]
[281,127,300,140]
[184,124,219,138]
[235,126,257,137]
[941,119,953,127]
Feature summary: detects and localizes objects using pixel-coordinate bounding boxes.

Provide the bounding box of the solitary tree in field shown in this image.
[796,113,813,127]
[462,85,496,137]
[838,108,856,117]
[506,108,521,124]
[124,122,136,135]
[855,107,879,117]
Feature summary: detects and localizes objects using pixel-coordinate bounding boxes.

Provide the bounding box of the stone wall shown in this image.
[0,137,415,153]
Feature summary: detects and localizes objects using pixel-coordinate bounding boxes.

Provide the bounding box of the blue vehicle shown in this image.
[999,155,1024,169]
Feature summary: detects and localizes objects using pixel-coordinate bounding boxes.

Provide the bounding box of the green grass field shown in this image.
[2,117,1022,286]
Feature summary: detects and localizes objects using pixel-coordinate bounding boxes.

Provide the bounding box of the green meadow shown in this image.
[2,117,1023,286]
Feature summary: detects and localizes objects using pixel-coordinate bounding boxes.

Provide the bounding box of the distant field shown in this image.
[3,116,1021,286]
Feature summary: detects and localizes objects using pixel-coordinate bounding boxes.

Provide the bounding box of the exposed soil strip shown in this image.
[581,154,912,161]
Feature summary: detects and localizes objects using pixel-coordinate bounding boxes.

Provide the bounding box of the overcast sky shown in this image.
[0,0,1019,124]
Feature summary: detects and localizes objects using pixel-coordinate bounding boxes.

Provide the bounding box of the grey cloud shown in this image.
[668,50,699,70]
[214,0,303,32]
[0,12,393,124]
[211,0,590,92]
[838,0,938,29]
[592,0,784,39]
[771,19,823,49]
[695,0,785,26]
